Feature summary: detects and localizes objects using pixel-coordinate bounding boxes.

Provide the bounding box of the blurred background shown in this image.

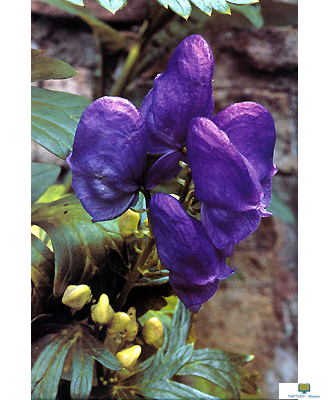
[31,0,298,398]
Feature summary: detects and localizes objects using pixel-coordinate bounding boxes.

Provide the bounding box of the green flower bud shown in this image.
[62,284,92,310]
[116,345,141,368]
[91,294,115,325]
[107,312,131,334]
[118,209,140,241]
[142,317,164,348]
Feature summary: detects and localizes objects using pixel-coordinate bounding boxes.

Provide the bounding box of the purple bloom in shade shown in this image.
[186,102,277,249]
[140,34,214,190]
[149,193,235,312]
[66,97,147,222]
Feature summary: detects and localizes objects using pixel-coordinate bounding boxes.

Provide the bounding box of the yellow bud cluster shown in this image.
[104,307,139,353]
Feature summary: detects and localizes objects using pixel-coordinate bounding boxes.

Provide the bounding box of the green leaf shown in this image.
[70,338,94,400]
[31,87,91,159]
[66,0,84,5]
[157,0,192,19]
[31,162,61,203]
[31,51,78,82]
[165,300,192,355]
[31,194,125,297]
[96,0,127,14]
[267,191,295,225]
[230,4,263,28]
[32,335,74,399]
[177,348,256,399]
[140,379,220,399]
[37,184,69,204]
[88,334,123,370]
[31,234,55,319]
[226,0,258,4]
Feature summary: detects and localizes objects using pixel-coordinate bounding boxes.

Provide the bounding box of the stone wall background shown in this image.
[31,1,298,398]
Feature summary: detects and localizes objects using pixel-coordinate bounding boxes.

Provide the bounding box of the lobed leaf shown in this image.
[32,335,75,399]
[177,348,256,399]
[96,0,127,14]
[70,339,94,399]
[154,0,259,18]
[140,379,220,399]
[31,194,125,297]
[230,3,263,28]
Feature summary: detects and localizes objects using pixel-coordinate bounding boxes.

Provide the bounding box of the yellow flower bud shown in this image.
[91,294,115,325]
[62,284,92,310]
[116,345,141,368]
[142,317,164,348]
[107,312,131,334]
[118,209,140,241]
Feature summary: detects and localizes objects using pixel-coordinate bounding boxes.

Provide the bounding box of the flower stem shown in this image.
[179,170,192,204]
[116,236,155,310]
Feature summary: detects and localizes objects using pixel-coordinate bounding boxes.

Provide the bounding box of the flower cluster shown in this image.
[67,35,276,312]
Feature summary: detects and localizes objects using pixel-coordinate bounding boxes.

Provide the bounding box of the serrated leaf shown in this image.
[96,0,127,14]
[227,0,258,4]
[140,379,220,399]
[88,335,123,370]
[156,0,192,19]
[230,3,263,28]
[31,162,61,203]
[70,339,94,400]
[31,87,91,160]
[31,52,78,82]
[177,348,256,399]
[66,0,84,5]
[165,300,192,355]
[31,194,125,297]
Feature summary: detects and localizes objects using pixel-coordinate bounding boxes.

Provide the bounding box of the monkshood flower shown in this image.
[66,97,147,222]
[140,34,214,190]
[149,193,235,312]
[187,102,277,249]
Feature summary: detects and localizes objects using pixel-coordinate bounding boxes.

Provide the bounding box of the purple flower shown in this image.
[66,97,147,222]
[140,34,214,190]
[186,102,277,249]
[149,193,235,312]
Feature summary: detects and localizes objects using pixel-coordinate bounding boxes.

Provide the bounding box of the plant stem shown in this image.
[110,21,148,97]
[116,236,155,311]
[179,170,192,204]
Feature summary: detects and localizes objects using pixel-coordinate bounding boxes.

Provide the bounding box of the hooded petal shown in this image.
[70,169,139,222]
[169,274,220,313]
[67,97,147,220]
[149,193,234,286]
[201,203,261,249]
[145,150,183,190]
[212,102,276,182]
[141,35,214,153]
[187,117,263,212]
[140,87,175,154]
